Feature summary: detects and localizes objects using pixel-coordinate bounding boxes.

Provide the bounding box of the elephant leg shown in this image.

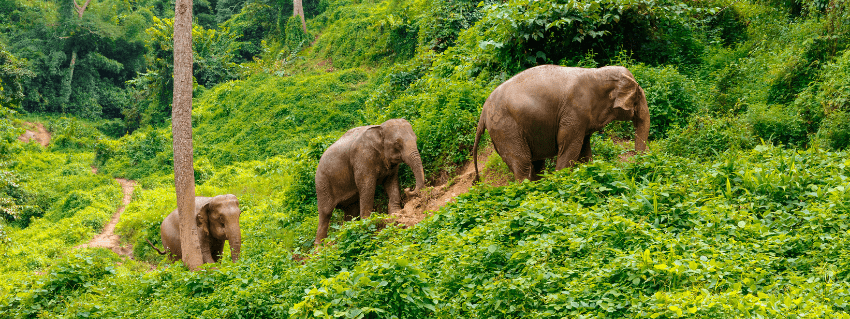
[384,171,402,214]
[315,185,335,245]
[555,127,585,170]
[530,160,546,181]
[578,134,592,163]
[491,124,533,181]
[356,179,377,220]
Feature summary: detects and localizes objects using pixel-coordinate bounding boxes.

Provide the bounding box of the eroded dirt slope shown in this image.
[391,146,510,226]
[17,122,50,146]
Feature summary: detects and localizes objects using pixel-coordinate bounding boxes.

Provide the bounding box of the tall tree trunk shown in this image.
[173,0,203,271]
[61,49,77,112]
[62,0,89,111]
[293,0,306,32]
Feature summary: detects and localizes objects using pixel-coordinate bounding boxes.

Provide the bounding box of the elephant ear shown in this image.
[366,125,394,169]
[613,73,639,112]
[195,201,211,238]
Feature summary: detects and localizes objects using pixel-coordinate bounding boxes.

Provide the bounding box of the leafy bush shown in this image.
[794,49,850,135]
[312,0,419,68]
[662,115,757,158]
[46,117,106,152]
[629,63,700,139]
[1,249,119,317]
[747,103,809,147]
[817,110,850,150]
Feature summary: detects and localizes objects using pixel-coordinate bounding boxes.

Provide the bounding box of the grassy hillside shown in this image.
[2,0,850,317]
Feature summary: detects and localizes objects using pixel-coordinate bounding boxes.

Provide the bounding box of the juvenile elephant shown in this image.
[147,194,242,263]
[472,65,650,182]
[314,119,425,245]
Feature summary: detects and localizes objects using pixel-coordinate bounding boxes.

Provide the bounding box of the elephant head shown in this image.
[379,119,425,194]
[612,70,650,152]
[196,194,242,262]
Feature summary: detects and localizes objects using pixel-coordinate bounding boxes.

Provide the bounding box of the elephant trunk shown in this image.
[633,98,650,152]
[403,143,425,192]
[226,224,242,262]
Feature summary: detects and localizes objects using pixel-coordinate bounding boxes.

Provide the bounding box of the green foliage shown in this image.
[0,107,24,159]
[192,69,371,167]
[793,49,850,135]
[1,249,119,317]
[747,103,809,147]
[662,115,756,158]
[816,110,850,150]
[283,15,311,50]
[415,0,490,52]
[10,0,149,119]
[46,116,107,152]
[311,0,426,68]
[0,146,120,301]
[129,16,242,126]
[96,126,173,182]
[0,45,35,108]
[629,62,700,139]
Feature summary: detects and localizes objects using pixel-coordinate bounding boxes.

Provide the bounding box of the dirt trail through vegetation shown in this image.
[76,174,137,257]
[392,146,509,226]
[17,122,50,147]
[16,122,138,258]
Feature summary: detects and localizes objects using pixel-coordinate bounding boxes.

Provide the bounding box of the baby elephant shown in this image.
[314,119,425,245]
[147,194,242,263]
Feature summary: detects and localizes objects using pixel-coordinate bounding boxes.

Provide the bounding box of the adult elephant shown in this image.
[147,194,242,263]
[472,65,650,182]
[314,119,425,245]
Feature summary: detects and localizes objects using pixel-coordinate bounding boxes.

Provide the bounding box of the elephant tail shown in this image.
[472,109,486,184]
[145,238,168,255]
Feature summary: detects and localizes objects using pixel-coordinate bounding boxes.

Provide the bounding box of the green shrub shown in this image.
[629,63,701,140]
[1,249,119,317]
[591,134,629,163]
[283,15,311,50]
[44,190,93,222]
[47,117,105,151]
[662,115,757,158]
[0,108,24,159]
[747,103,808,146]
[793,49,850,135]
[816,110,850,150]
[312,0,418,68]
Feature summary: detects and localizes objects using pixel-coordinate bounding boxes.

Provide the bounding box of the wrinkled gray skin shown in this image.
[472,65,650,182]
[314,119,425,245]
[148,194,242,263]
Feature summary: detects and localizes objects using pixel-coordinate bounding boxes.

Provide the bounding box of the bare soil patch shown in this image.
[391,146,508,227]
[17,122,50,147]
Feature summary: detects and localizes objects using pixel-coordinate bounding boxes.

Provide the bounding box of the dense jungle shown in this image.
[2,0,850,317]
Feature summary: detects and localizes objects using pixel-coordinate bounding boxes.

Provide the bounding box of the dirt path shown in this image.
[76,176,137,257]
[391,146,509,226]
[17,122,50,147]
[15,123,138,258]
